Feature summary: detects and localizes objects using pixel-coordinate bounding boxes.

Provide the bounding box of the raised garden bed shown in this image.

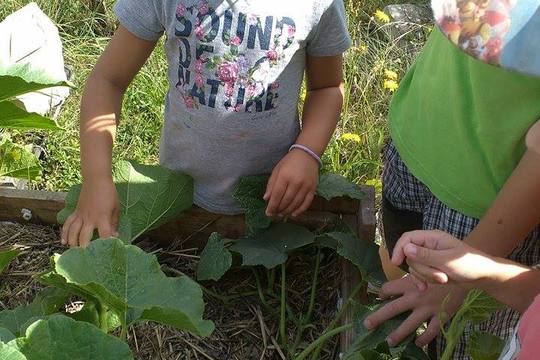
[0,185,376,359]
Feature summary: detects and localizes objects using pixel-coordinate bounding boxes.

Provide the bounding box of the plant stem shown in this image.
[98,303,109,333]
[267,268,276,293]
[441,325,465,360]
[253,268,279,317]
[280,263,287,349]
[305,248,322,325]
[120,324,128,342]
[295,324,353,360]
[291,248,322,355]
[311,280,366,359]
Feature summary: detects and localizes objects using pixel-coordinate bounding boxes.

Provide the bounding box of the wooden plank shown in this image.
[0,186,371,235]
[0,188,67,225]
[340,186,376,354]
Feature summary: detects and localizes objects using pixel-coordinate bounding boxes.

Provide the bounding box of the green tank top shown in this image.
[389,28,540,219]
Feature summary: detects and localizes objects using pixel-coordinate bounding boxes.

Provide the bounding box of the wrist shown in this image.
[475,256,529,292]
[289,144,323,168]
[82,171,113,184]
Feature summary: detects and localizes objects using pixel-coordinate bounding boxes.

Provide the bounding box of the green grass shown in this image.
[1,0,429,191]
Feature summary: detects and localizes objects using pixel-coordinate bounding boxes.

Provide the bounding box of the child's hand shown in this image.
[61,177,120,247]
[364,276,467,347]
[264,149,319,218]
[391,230,496,290]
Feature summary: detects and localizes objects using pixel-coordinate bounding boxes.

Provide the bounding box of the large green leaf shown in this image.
[53,238,214,337]
[196,233,233,281]
[58,161,194,243]
[466,331,505,360]
[0,328,15,343]
[0,63,72,103]
[230,223,315,269]
[325,232,385,285]
[0,342,25,360]
[0,249,21,275]
[7,315,133,360]
[0,288,70,336]
[345,304,429,360]
[459,290,503,325]
[0,101,61,130]
[316,173,364,201]
[0,138,41,180]
[234,175,271,233]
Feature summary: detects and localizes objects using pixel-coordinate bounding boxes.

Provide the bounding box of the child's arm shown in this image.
[265,55,345,217]
[392,230,540,313]
[463,147,540,256]
[61,26,157,247]
[364,123,540,347]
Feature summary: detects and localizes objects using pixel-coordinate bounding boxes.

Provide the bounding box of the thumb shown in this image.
[403,243,442,268]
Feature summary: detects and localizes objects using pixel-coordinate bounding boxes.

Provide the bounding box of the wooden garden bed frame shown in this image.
[0,185,376,355]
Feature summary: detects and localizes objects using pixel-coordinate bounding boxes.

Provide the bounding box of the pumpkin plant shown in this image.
[0,161,214,359]
[0,63,70,180]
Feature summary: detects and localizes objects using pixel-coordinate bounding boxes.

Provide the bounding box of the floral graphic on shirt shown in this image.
[174,1,297,113]
[433,0,517,65]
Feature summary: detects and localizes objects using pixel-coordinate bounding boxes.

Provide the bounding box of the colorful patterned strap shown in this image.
[289,144,323,167]
[432,0,540,78]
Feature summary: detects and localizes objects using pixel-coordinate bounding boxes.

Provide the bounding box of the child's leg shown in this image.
[381,142,431,250]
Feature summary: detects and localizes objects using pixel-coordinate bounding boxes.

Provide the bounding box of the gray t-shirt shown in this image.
[114,0,352,214]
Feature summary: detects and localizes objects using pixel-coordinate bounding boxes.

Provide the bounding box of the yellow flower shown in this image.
[353,44,368,54]
[383,79,399,92]
[341,133,362,143]
[374,9,390,23]
[384,69,398,81]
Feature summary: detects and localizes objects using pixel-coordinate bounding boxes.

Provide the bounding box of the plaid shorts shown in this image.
[382,142,540,360]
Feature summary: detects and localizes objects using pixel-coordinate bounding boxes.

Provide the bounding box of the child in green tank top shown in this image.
[363,1,540,359]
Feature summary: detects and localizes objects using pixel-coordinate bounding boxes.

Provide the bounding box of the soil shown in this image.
[0,222,345,360]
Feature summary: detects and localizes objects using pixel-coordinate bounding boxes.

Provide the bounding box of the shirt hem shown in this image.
[194,195,245,216]
[389,125,483,220]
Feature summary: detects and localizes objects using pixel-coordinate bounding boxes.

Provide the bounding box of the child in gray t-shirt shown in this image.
[61,0,352,247]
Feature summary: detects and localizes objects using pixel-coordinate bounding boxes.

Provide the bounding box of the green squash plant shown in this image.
[0,63,71,181]
[0,160,505,359]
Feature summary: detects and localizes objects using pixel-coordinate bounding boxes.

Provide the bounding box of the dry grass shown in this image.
[0,223,344,359]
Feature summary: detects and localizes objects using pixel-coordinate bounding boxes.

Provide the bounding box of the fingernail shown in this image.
[405,244,418,256]
[363,319,373,330]
[387,337,395,347]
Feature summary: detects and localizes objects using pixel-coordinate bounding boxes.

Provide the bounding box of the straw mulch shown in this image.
[0,222,345,360]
